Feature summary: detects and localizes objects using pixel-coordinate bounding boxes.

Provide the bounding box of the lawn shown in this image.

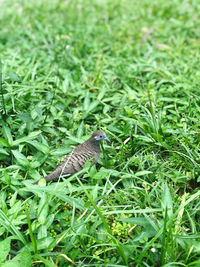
[0,0,200,266]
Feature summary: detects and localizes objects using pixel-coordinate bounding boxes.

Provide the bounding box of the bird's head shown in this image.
[92,130,110,142]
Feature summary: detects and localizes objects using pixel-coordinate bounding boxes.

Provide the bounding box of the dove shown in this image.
[33,130,110,184]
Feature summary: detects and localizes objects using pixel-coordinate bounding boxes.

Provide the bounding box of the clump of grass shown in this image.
[0,0,200,266]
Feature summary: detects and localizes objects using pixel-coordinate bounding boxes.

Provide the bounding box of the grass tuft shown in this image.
[0,0,200,265]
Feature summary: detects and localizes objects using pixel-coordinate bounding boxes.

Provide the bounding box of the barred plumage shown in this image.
[33,130,110,184]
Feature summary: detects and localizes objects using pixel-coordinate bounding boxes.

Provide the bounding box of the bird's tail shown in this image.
[32,166,63,184]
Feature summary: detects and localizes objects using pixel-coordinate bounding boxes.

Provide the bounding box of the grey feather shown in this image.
[33,130,110,184]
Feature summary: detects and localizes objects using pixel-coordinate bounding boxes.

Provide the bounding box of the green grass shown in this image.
[0,0,200,266]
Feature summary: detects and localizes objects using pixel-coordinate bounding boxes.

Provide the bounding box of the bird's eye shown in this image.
[99,135,103,138]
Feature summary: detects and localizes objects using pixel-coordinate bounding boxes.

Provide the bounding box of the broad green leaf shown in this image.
[135,171,152,176]
[97,86,106,100]
[0,237,12,263]
[26,140,49,154]
[28,169,41,179]
[53,192,84,210]
[0,210,27,245]
[87,100,99,113]
[30,153,47,168]
[25,237,54,251]
[0,226,5,236]
[77,121,84,138]
[93,171,108,180]
[45,214,55,229]
[38,193,49,225]
[12,131,41,146]
[38,225,47,239]
[50,147,72,156]
[30,109,38,120]
[91,183,98,200]
[2,126,13,146]
[161,183,173,218]
[29,160,44,169]
[11,150,29,167]
[0,148,9,155]
[177,238,200,253]
[118,217,152,226]
[0,138,9,147]
[1,248,31,267]
[17,112,32,123]
[8,201,23,217]
[9,192,17,207]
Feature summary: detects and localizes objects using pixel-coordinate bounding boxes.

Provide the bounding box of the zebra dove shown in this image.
[33,130,110,184]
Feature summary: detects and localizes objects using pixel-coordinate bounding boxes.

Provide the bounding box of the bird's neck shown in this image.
[86,138,100,153]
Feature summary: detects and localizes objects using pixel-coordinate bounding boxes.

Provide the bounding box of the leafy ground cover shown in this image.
[0,0,200,266]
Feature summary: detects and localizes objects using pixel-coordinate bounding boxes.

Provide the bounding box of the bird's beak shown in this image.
[104,136,111,142]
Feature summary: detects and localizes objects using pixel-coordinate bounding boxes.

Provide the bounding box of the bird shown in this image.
[33,130,110,184]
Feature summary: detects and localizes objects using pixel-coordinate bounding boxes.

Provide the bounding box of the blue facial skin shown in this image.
[94,134,111,142]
